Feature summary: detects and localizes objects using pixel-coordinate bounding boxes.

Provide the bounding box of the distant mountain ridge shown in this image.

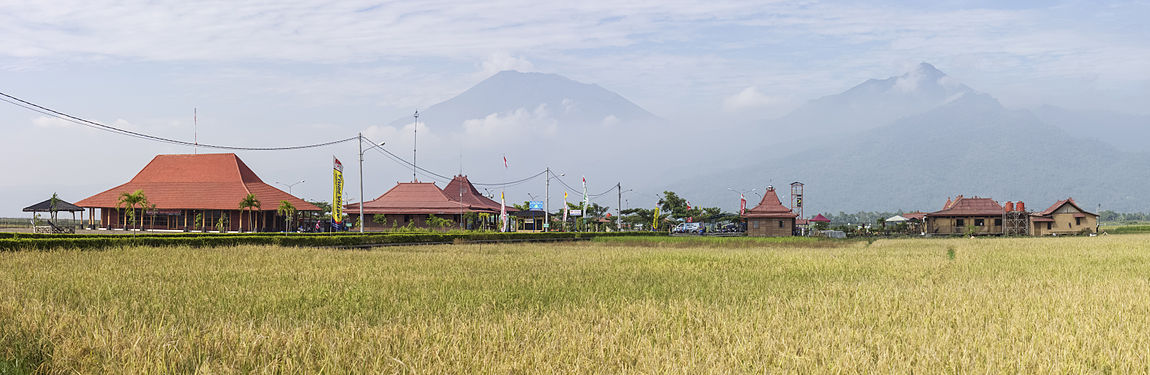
[389,70,661,128]
[764,62,976,141]
[678,64,1150,214]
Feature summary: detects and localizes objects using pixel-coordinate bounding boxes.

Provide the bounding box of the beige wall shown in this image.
[1032,213,1097,235]
[927,216,1003,235]
[746,218,793,237]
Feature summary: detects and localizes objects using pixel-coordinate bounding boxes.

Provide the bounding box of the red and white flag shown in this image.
[503,155,508,168]
[740,194,747,215]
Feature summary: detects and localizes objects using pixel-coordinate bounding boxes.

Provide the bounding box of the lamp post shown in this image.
[546,170,564,232]
[275,180,306,195]
[358,133,386,233]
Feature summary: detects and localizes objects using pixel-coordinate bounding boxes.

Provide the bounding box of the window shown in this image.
[974,219,984,226]
[1075,217,1082,226]
[994,218,1002,226]
[778,220,784,228]
[753,220,759,229]
[955,219,964,227]
[1047,222,1052,230]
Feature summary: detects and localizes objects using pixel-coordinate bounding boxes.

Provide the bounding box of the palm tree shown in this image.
[276,200,297,233]
[116,189,147,231]
[238,193,261,232]
[48,192,61,223]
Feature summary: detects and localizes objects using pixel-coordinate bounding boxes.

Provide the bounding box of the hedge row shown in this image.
[0,231,666,251]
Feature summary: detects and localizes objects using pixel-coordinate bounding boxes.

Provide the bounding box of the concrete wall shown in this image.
[746,218,793,237]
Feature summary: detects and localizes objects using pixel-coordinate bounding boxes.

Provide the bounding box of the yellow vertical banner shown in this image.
[332,156,344,222]
[653,207,660,230]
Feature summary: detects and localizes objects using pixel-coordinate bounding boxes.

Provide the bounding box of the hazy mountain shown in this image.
[759,62,975,142]
[1032,105,1150,153]
[676,66,1150,214]
[388,70,662,129]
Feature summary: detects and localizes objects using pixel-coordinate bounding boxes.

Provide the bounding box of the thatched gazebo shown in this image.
[23,196,85,233]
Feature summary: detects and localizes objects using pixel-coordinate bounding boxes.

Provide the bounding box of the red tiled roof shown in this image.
[1034,198,1096,217]
[346,182,469,215]
[927,196,1002,217]
[1031,217,1054,222]
[809,214,831,223]
[76,154,319,211]
[442,175,517,213]
[741,187,797,219]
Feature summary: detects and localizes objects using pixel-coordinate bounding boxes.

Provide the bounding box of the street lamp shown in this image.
[358,134,387,233]
[275,180,305,195]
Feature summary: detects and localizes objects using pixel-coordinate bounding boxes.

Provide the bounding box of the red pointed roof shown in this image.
[442,175,516,213]
[76,153,319,211]
[741,187,797,219]
[347,182,470,215]
[928,196,1002,217]
[809,214,831,223]
[1033,198,1096,217]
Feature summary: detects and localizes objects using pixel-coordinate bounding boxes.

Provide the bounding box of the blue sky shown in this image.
[0,0,1147,216]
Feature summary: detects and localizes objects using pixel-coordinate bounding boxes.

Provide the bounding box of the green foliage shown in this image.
[372,214,388,227]
[426,215,454,229]
[215,215,228,233]
[238,194,261,232]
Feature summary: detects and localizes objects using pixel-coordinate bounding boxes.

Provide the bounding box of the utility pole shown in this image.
[358,133,364,233]
[617,182,622,231]
[545,167,550,232]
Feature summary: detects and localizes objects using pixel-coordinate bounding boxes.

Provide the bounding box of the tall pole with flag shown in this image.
[500,155,509,232]
[563,191,569,232]
[581,176,587,232]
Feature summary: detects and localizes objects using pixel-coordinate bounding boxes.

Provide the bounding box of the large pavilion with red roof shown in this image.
[76,153,319,232]
[740,186,797,237]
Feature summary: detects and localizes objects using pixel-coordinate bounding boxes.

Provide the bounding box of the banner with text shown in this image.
[332,157,344,222]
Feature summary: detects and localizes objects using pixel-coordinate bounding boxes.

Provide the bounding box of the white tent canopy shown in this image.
[884,215,909,223]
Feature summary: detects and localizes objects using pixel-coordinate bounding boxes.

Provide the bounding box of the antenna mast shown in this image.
[412,110,419,182]
[193,107,198,155]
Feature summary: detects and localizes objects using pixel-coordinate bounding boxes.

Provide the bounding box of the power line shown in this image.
[0,91,357,150]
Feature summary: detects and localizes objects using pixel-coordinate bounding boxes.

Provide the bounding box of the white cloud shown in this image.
[32,116,76,129]
[722,86,779,112]
[478,52,534,77]
[461,105,558,142]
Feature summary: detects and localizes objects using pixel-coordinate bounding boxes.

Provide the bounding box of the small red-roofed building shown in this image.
[1030,198,1098,235]
[740,186,797,237]
[76,153,319,232]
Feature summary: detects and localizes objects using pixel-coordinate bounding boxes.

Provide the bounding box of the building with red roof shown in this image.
[1030,198,1097,235]
[740,186,797,237]
[925,195,1004,235]
[345,176,517,230]
[76,153,319,232]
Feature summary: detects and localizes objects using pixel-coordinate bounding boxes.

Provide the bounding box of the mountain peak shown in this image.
[387,71,660,128]
[912,62,944,77]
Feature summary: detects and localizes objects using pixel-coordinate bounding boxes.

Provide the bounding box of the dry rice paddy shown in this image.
[3,235,1150,373]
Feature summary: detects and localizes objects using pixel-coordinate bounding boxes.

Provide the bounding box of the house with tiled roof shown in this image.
[345,182,467,229]
[345,176,519,230]
[76,153,319,232]
[925,195,1005,235]
[1030,198,1098,235]
[740,186,797,237]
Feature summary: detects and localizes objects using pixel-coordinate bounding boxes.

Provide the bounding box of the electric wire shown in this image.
[0,91,357,150]
[4,90,588,188]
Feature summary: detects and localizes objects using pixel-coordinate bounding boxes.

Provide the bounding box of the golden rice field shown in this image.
[3,235,1150,373]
